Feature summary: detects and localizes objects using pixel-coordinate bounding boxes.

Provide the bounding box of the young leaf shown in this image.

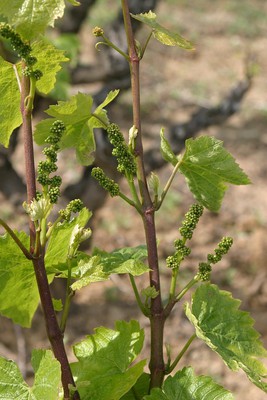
[0,57,21,147]
[144,367,234,400]
[131,11,194,49]
[94,89,120,114]
[31,37,69,95]
[0,350,61,399]
[71,256,109,291]
[89,89,120,129]
[0,0,65,40]
[71,320,145,400]
[160,128,178,166]
[34,91,117,165]
[70,246,149,291]
[185,284,267,392]
[93,245,149,275]
[179,136,251,211]
[45,207,92,268]
[0,231,39,327]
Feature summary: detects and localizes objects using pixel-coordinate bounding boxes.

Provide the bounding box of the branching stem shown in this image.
[21,73,79,400]
[122,0,165,390]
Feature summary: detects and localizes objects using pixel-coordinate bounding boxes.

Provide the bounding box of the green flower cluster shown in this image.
[198,262,212,282]
[166,240,191,270]
[197,236,233,281]
[59,199,84,221]
[37,120,65,203]
[0,23,42,80]
[107,123,136,176]
[207,236,233,264]
[91,167,120,197]
[166,205,203,270]
[179,204,204,240]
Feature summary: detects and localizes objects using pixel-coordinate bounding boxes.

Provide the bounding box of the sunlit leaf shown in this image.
[0,232,39,327]
[0,57,21,147]
[31,37,69,94]
[0,350,61,399]
[179,136,250,211]
[144,367,234,400]
[71,320,145,400]
[0,0,65,40]
[131,11,194,49]
[185,284,267,392]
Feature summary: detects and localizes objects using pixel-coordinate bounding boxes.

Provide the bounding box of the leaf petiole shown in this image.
[166,334,196,374]
[0,218,34,260]
[156,157,183,210]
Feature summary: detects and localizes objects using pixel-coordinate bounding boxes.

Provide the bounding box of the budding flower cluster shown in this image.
[197,236,233,282]
[37,120,65,203]
[0,23,42,80]
[107,124,136,176]
[197,262,212,282]
[59,199,84,221]
[91,167,120,197]
[207,236,233,264]
[166,239,191,270]
[179,204,204,240]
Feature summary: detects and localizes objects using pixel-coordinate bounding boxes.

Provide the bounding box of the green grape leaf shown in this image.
[70,246,149,291]
[131,11,194,49]
[45,207,92,268]
[121,373,150,400]
[71,320,145,400]
[144,367,234,400]
[31,350,62,399]
[71,256,110,291]
[34,91,117,165]
[31,37,69,94]
[0,0,65,40]
[0,57,22,147]
[93,245,149,275]
[0,231,39,327]
[0,350,61,399]
[160,128,178,166]
[185,284,267,392]
[89,90,119,129]
[179,136,251,211]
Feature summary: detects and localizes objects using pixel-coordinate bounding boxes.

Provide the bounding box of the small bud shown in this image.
[23,197,51,221]
[92,26,104,37]
[69,224,92,256]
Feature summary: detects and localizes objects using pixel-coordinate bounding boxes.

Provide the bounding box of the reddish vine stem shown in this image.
[20,74,79,400]
[121,0,165,389]
[20,70,36,250]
